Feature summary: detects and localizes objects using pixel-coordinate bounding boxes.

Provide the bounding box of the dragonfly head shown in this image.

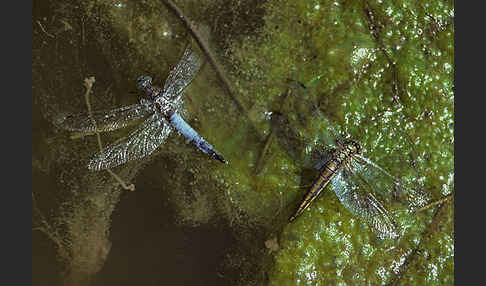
[136,75,152,90]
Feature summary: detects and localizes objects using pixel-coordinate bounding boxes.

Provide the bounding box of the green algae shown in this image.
[225,0,453,285]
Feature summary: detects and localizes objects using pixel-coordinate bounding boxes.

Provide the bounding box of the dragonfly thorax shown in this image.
[135,75,183,115]
[154,95,181,115]
[340,140,362,157]
[348,140,361,154]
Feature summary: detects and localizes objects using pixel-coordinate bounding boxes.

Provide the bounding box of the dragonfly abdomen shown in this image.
[289,144,359,222]
[289,159,343,221]
[168,112,226,164]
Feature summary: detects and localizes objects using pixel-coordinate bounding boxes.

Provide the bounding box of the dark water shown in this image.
[32,0,267,285]
[32,161,240,286]
[92,172,236,286]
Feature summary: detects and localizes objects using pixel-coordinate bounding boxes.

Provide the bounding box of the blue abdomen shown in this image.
[169,112,226,164]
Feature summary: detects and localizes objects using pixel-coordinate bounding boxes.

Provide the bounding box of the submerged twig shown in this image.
[37,20,55,38]
[244,81,291,89]
[252,83,297,174]
[416,193,453,212]
[83,77,135,191]
[363,2,402,105]
[70,131,96,139]
[253,131,275,175]
[160,0,246,113]
[388,201,451,286]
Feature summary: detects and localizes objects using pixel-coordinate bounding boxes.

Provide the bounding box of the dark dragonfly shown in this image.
[272,107,428,239]
[57,47,226,170]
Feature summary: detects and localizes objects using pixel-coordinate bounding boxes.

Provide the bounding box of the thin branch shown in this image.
[253,131,275,175]
[416,193,453,212]
[160,0,246,114]
[83,77,135,191]
[252,85,295,175]
[70,131,96,139]
[37,20,55,38]
[363,2,401,105]
[388,200,451,285]
[244,81,291,89]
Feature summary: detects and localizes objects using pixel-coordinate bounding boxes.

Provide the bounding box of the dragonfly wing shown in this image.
[309,108,345,146]
[56,103,155,133]
[331,168,400,239]
[352,155,430,210]
[311,148,335,170]
[278,81,344,147]
[270,111,336,170]
[88,113,172,170]
[162,47,201,100]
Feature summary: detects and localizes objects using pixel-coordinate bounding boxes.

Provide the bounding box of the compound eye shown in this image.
[136,76,152,89]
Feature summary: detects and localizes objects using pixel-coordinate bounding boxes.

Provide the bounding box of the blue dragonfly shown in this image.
[57,47,226,170]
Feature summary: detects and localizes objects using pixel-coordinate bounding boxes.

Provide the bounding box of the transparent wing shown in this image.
[351,155,430,210]
[309,108,345,146]
[56,103,154,133]
[331,167,400,239]
[270,111,337,169]
[88,113,172,170]
[162,47,201,100]
[277,81,344,147]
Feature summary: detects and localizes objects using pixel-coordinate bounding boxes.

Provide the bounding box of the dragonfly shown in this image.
[271,97,428,239]
[56,47,227,171]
